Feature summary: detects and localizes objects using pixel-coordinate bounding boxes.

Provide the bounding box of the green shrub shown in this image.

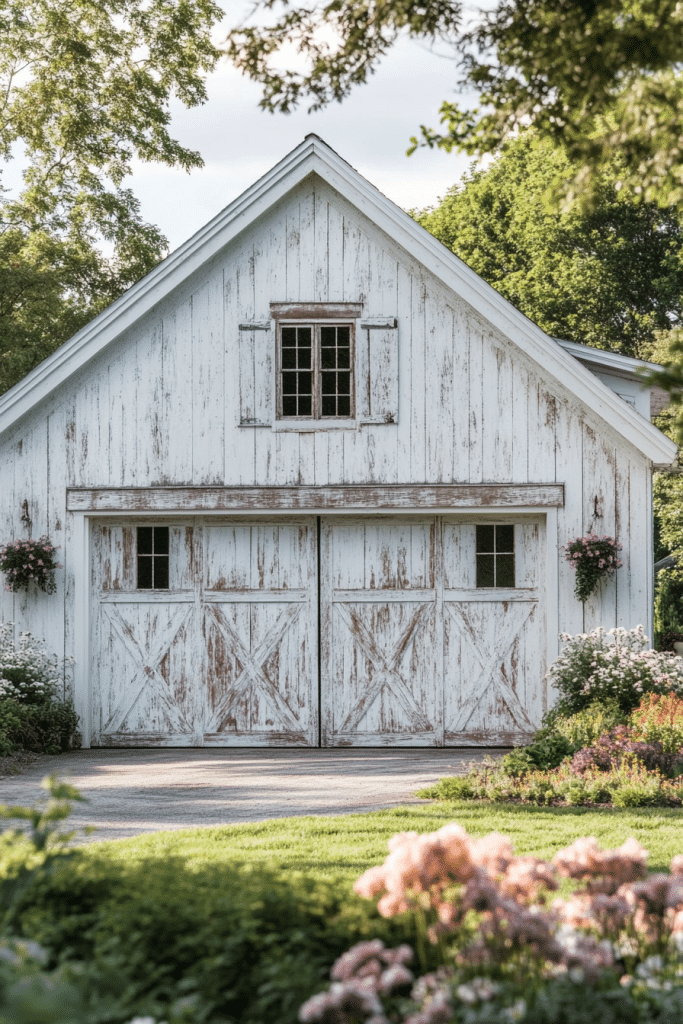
[0,699,22,756]
[654,568,683,643]
[11,701,80,755]
[8,853,421,1024]
[552,699,626,750]
[498,701,625,777]
[502,732,573,774]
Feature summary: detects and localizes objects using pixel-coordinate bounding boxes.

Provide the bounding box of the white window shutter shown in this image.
[238,322,273,426]
[358,318,398,424]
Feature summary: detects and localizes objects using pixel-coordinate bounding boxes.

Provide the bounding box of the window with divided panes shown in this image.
[137,526,169,590]
[278,323,354,419]
[476,525,515,588]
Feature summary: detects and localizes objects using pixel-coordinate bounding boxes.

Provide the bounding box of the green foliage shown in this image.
[0,774,89,939]
[416,134,683,358]
[0,216,167,395]
[0,0,223,395]
[226,1,683,210]
[502,732,573,775]
[654,571,683,642]
[643,328,683,445]
[10,701,80,756]
[0,700,21,757]
[652,470,683,633]
[523,977,641,1024]
[10,853,416,1024]
[420,757,683,808]
[551,700,626,752]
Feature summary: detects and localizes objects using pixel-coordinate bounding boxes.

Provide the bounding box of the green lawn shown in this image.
[83,800,683,880]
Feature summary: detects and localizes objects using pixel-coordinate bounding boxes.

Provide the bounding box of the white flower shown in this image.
[636,955,663,979]
[501,999,527,1022]
[456,984,478,1004]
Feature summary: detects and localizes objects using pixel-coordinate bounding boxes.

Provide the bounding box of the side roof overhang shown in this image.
[0,135,677,468]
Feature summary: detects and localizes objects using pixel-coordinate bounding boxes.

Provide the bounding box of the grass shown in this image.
[79,800,683,880]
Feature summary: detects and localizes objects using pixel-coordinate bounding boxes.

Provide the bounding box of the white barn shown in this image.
[0,136,676,748]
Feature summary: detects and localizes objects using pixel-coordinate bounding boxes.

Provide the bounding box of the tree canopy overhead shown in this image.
[0,0,222,395]
[416,134,683,359]
[226,0,683,208]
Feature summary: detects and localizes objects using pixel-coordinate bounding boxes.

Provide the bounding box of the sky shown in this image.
[123,10,475,254]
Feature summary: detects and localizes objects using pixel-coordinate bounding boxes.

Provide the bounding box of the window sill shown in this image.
[238,418,397,432]
[239,420,360,433]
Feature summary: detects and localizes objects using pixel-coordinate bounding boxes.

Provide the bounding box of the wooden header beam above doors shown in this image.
[66,483,564,513]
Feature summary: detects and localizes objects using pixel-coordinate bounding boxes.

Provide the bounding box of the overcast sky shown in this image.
[124,13,475,254]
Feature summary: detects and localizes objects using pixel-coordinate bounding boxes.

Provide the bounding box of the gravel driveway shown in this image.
[0,747,505,844]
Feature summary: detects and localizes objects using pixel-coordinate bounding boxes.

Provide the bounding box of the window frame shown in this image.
[475,523,516,589]
[136,525,170,591]
[276,318,356,422]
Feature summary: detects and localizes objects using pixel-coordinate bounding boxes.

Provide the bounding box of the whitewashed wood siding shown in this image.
[0,176,654,725]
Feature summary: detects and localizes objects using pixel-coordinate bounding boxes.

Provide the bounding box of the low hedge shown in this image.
[6,847,424,1024]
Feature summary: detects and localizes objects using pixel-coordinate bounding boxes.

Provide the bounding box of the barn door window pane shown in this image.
[476,524,515,588]
[137,526,170,590]
[278,322,354,419]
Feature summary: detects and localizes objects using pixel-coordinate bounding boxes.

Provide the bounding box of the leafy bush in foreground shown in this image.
[301,823,683,1024]
[5,849,417,1024]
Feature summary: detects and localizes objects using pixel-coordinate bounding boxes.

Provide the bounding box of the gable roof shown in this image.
[0,134,676,466]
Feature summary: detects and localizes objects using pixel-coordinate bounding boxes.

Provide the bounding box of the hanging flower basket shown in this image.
[0,536,62,594]
[563,533,622,603]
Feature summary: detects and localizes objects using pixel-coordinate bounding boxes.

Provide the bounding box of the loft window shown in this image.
[476,525,515,588]
[137,526,169,589]
[278,323,354,419]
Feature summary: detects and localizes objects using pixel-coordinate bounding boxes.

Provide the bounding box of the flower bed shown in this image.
[422,628,683,809]
[301,824,683,1024]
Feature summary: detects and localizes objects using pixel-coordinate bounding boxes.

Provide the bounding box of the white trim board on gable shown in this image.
[0,134,676,467]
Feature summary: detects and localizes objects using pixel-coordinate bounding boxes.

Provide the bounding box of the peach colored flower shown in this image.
[501,856,558,901]
[471,832,513,875]
[670,854,683,876]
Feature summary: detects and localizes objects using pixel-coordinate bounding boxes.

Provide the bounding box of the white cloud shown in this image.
[125,29,475,251]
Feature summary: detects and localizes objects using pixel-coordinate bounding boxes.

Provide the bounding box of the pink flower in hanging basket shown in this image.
[0,535,61,595]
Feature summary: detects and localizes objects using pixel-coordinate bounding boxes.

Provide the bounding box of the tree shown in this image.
[0,0,222,394]
[415,134,683,358]
[226,1,683,208]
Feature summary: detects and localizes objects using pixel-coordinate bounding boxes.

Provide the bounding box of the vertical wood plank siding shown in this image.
[0,176,654,707]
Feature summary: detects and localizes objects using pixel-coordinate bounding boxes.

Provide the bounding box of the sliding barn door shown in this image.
[442,520,546,745]
[320,518,441,745]
[91,518,317,746]
[91,522,202,745]
[202,520,318,745]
